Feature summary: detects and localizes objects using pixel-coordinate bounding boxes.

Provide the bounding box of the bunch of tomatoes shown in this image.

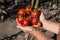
[17,5,42,27]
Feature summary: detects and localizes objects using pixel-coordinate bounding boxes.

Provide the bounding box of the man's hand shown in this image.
[16,11,46,33]
[16,18,35,34]
[33,12,46,27]
[16,12,52,40]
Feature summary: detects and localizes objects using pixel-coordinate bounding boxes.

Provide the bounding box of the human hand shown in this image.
[16,12,46,34]
[33,12,46,27]
[39,12,46,23]
[16,18,35,34]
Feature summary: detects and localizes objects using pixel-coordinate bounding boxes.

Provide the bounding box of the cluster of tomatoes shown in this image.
[17,5,42,27]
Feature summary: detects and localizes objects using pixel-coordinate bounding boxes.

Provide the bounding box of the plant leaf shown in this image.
[15,0,18,5]
[31,0,34,9]
[2,10,7,14]
[1,15,4,21]
[35,0,39,9]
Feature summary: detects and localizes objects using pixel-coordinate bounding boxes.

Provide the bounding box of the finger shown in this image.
[41,11,44,14]
[39,12,45,21]
[17,25,33,31]
[40,12,44,17]
[17,25,24,30]
[41,12,44,16]
[33,25,38,27]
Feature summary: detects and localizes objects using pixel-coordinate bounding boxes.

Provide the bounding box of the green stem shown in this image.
[31,0,34,9]
[35,0,39,9]
[15,0,18,5]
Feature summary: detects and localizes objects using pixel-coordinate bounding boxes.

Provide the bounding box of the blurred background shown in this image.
[0,0,60,40]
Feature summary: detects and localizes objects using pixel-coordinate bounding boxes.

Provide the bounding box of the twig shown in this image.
[30,36,34,40]
[35,0,39,9]
[6,4,16,11]
[25,33,29,40]
[31,0,34,9]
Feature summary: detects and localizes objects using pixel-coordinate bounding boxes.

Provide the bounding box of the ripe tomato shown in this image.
[26,11,31,15]
[32,9,39,17]
[18,9,24,15]
[25,16,31,21]
[33,22,41,28]
[23,20,29,26]
[17,16,24,24]
[31,17,37,25]
[26,5,31,11]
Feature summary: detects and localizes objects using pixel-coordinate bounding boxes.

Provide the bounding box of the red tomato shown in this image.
[31,17,37,25]
[32,9,39,17]
[18,9,24,15]
[25,16,31,21]
[26,5,31,11]
[23,20,29,26]
[17,16,24,24]
[26,11,31,15]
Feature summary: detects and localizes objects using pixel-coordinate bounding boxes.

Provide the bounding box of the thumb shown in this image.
[39,12,45,22]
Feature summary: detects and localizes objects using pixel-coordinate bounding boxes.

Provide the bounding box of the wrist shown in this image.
[30,29,40,38]
[30,28,36,36]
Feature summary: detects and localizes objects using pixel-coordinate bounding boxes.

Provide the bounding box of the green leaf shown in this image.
[1,15,4,21]
[15,0,18,5]
[35,0,39,9]
[31,0,34,9]
[2,10,7,14]
[0,9,2,12]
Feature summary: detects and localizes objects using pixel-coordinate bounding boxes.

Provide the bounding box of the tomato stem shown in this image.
[31,0,34,9]
[35,0,39,9]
